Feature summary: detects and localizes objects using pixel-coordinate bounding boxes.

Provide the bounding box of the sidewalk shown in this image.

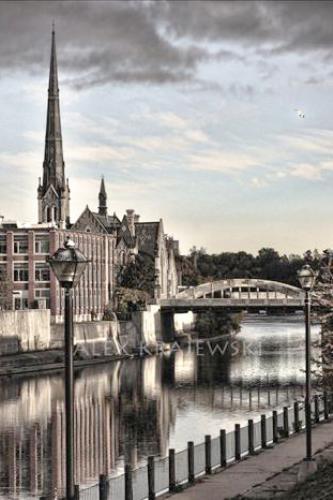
[165,419,333,500]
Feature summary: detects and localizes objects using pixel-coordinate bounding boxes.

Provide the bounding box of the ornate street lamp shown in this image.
[48,238,89,499]
[297,264,317,469]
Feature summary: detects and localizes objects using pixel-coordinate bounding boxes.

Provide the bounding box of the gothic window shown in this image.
[47,207,52,222]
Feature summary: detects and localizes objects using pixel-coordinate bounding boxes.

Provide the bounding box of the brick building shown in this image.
[0,28,179,321]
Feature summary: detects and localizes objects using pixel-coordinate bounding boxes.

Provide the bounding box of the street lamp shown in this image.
[48,238,89,499]
[297,264,317,466]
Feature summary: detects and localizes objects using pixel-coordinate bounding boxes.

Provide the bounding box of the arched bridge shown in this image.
[160,278,305,312]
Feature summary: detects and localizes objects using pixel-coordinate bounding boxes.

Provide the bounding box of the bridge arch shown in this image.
[176,279,304,301]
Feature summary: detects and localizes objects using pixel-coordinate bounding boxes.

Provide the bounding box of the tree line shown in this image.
[178,247,321,287]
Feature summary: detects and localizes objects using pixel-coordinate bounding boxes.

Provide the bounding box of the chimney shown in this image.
[126,209,135,236]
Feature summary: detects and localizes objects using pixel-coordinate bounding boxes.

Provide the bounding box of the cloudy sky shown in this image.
[1,0,333,255]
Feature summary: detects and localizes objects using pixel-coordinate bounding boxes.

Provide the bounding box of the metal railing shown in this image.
[74,392,331,500]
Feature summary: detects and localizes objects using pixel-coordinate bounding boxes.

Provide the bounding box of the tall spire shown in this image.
[38,27,70,227]
[98,176,108,216]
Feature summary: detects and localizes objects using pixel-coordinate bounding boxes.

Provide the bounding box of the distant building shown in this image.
[0,28,179,321]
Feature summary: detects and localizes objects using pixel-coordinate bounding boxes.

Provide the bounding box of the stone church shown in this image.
[0,28,180,321]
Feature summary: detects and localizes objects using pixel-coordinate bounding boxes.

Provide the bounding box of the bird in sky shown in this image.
[295,108,305,118]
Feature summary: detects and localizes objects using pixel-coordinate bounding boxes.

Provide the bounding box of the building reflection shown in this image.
[0,340,308,498]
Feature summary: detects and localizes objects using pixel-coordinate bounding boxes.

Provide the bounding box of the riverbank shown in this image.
[165,418,333,500]
[0,349,130,377]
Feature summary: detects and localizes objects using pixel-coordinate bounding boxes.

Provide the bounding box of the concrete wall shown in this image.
[0,310,51,355]
[0,307,195,358]
[51,320,121,356]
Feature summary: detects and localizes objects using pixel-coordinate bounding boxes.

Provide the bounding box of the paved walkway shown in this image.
[165,419,333,500]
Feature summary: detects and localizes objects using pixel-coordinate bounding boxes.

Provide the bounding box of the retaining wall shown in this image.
[0,310,51,354]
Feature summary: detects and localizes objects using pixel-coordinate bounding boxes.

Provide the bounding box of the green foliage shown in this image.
[114,286,151,317]
[119,253,155,296]
[181,247,317,287]
[195,311,242,338]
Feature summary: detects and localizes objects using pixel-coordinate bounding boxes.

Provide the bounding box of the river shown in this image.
[0,314,320,498]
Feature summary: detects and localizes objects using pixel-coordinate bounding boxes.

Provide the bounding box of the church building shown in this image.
[0,28,180,321]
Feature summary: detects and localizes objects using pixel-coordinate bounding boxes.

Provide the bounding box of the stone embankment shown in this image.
[0,306,195,376]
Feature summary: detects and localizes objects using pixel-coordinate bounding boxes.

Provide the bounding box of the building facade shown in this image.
[0,28,179,321]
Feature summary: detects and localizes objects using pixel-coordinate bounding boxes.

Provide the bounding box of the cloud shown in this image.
[153,1,333,54]
[0,1,207,87]
[290,163,322,180]
[188,149,261,174]
[2,1,333,88]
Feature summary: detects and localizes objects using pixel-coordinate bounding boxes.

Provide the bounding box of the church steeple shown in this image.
[38,26,70,227]
[98,176,107,216]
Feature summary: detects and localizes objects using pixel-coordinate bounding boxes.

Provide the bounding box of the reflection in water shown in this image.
[0,315,319,498]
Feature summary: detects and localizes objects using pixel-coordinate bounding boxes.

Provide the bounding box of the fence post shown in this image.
[294,402,300,432]
[205,435,212,474]
[324,392,329,420]
[220,429,226,467]
[272,410,278,443]
[248,419,255,455]
[235,424,241,461]
[169,449,176,492]
[125,464,133,500]
[148,456,155,500]
[283,407,289,438]
[314,395,320,423]
[329,392,333,414]
[99,475,108,500]
[261,415,267,448]
[188,442,195,484]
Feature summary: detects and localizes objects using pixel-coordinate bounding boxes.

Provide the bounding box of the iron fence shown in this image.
[71,392,330,500]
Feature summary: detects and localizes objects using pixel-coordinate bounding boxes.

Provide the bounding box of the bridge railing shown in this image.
[73,392,330,500]
[161,298,304,307]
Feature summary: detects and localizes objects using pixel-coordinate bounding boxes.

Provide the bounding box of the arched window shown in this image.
[46,206,52,222]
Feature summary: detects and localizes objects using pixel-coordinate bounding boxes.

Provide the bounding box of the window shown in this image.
[35,289,50,298]
[35,289,50,308]
[14,264,29,282]
[14,235,28,254]
[35,238,49,254]
[14,297,29,310]
[0,236,6,254]
[35,263,50,282]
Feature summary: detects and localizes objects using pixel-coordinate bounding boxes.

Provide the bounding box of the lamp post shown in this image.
[297,264,317,463]
[48,238,89,499]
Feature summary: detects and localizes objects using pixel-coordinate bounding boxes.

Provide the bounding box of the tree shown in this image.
[312,250,333,388]
[119,253,155,297]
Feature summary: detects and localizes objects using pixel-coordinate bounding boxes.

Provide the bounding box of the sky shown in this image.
[1,0,333,255]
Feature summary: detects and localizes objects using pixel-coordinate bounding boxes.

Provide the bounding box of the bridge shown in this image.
[160,278,305,313]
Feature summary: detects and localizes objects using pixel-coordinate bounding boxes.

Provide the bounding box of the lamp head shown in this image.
[48,237,89,288]
[297,264,317,291]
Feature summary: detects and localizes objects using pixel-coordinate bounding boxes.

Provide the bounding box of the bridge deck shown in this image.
[160,298,304,311]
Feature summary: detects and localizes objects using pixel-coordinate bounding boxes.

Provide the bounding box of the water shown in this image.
[0,315,320,498]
